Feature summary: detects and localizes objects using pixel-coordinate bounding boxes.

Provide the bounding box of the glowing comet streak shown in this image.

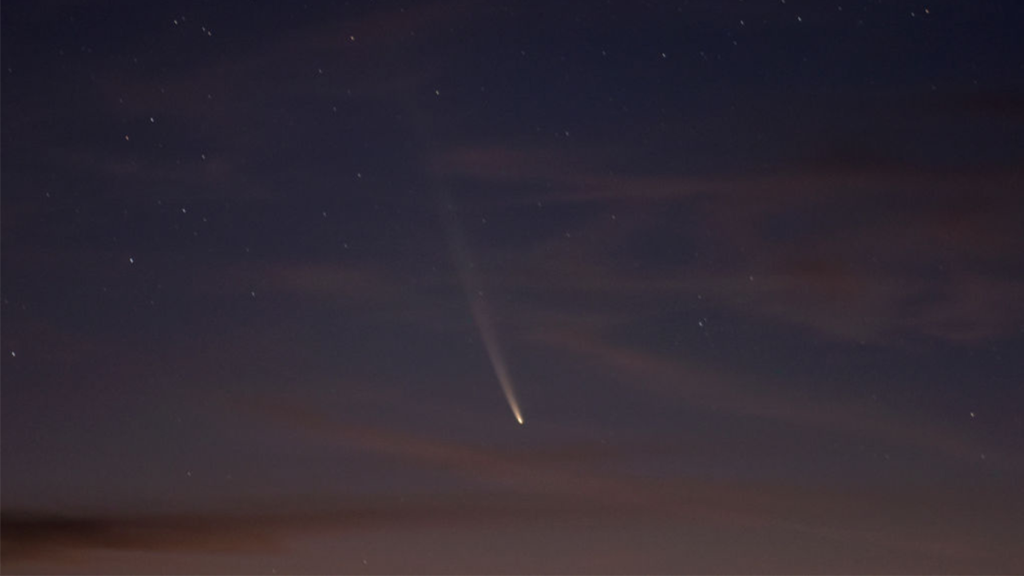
[468,295,524,424]
[441,196,524,425]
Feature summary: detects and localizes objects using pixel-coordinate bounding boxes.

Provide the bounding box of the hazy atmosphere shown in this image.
[2,1,1023,573]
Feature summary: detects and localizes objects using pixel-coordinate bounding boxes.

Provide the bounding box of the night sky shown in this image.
[2,1,1024,573]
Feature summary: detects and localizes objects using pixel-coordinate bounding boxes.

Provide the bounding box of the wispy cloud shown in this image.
[430,141,1024,345]
[529,328,998,462]
[5,410,1020,573]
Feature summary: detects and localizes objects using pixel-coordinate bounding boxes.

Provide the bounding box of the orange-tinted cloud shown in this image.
[430,142,1024,345]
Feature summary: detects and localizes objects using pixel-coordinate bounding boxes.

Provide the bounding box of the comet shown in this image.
[441,194,524,425]
[468,293,525,424]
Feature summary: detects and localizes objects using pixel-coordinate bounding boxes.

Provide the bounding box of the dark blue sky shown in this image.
[2,1,1023,573]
